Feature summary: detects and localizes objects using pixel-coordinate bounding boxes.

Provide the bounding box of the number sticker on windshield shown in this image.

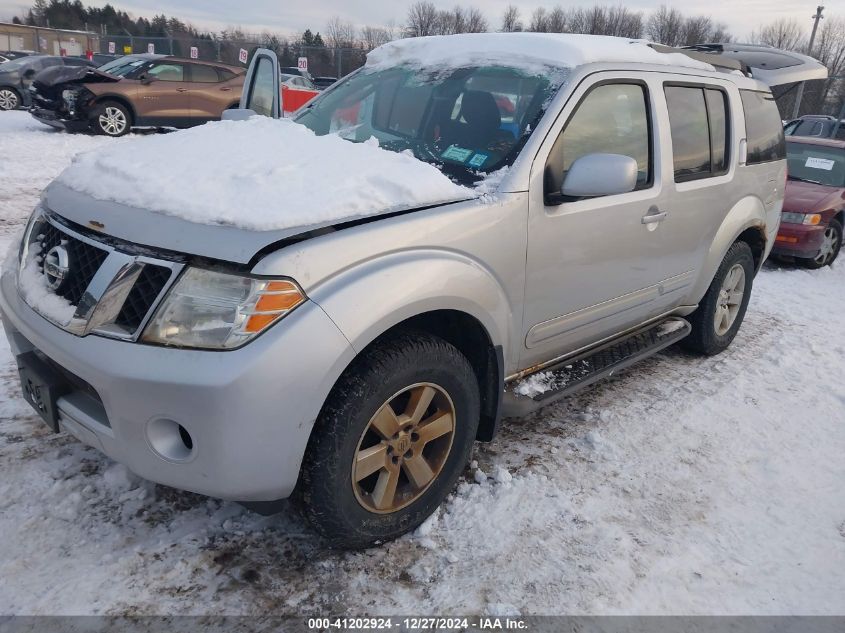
[441,146,473,162]
[468,153,488,169]
[805,156,835,171]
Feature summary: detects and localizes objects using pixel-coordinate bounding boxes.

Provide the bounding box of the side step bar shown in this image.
[502,317,691,418]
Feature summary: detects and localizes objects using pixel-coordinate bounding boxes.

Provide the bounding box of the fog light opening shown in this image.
[147,418,195,462]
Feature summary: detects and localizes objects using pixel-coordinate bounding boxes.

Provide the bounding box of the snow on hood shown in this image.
[366,33,714,74]
[56,117,475,232]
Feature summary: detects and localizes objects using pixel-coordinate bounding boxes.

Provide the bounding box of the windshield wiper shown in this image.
[787,174,823,185]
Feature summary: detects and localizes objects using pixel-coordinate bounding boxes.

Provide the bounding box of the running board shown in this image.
[502,317,691,417]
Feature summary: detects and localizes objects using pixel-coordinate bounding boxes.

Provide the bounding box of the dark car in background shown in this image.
[0,55,95,110]
[773,137,844,268]
[29,56,245,136]
[313,76,338,90]
[0,50,37,64]
[784,115,845,141]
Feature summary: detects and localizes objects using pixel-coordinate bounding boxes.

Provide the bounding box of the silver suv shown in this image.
[0,36,826,548]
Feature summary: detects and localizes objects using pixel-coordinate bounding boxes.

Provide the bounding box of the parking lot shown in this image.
[0,109,843,615]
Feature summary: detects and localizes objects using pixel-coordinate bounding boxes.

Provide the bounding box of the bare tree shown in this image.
[545,7,567,33]
[326,16,358,48]
[646,5,685,46]
[464,7,488,33]
[681,15,713,46]
[751,18,806,51]
[529,7,548,33]
[406,1,440,37]
[360,25,392,50]
[438,7,467,35]
[501,4,522,32]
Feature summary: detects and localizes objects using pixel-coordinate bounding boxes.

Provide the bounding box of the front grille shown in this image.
[23,213,181,340]
[115,264,172,331]
[36,221,108,305]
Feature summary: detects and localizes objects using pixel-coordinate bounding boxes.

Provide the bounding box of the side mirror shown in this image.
[222,108,256,121]
[139,74,155,85]
[562,153,639,198]
[23,68,36,79]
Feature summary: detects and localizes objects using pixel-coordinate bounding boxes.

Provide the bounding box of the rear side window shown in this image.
[664,85,730,181]
[545,82,652,196]
[190,63,220,83]
[740,90,786,164]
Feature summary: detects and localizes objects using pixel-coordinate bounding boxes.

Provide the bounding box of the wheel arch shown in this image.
[91,94,136,124]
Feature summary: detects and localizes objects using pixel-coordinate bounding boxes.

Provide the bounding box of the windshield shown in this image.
[98,57,147,77]
[786,141,845,187]
[294,64,567,185]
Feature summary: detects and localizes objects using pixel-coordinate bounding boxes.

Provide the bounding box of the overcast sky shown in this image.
[0,0,823,41]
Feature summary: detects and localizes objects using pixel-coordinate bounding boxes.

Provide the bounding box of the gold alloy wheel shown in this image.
[352,382,456,514]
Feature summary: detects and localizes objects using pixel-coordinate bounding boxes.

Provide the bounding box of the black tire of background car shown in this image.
[294,329,480,549]
[682,241,755,356]
[0,87,20,111]
[91,100,132,137]
[799,218,842,270]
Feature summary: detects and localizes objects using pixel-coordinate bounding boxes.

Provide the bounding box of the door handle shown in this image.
[219,87,232,91]
[176,88,189,93]
[641,211,668,224]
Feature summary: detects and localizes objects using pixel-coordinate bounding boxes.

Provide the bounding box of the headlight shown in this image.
[61,89,76,100]
[782,212,822,225]
[141,267,305,349]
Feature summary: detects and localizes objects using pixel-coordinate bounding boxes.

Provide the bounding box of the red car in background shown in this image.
[773,136,845,268]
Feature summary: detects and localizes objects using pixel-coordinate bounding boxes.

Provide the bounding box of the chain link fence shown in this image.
[1,26,97,56]
[95,34,368,78]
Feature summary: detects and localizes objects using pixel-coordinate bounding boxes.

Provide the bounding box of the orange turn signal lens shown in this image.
[776,235,799,243]
[243,280,304,334]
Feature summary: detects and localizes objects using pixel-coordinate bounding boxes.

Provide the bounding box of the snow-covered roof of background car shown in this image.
[366,33,714,73]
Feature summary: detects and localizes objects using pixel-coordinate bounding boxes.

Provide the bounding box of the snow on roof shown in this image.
[366,33,714,74]
[56,117,474,232]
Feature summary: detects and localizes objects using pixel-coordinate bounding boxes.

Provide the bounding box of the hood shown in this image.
[784,179,845,213]
[32,65,119,96]
[49,117,478,264]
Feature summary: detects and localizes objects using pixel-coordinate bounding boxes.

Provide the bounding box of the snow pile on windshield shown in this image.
[367,33,713,74]
[57,117,475,231]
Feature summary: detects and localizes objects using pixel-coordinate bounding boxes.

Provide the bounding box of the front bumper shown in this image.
[772,223,826,259]
[0,268,355,501]
[30,107,90,132]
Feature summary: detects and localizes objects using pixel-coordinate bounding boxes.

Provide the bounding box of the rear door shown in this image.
[186,63,240,123]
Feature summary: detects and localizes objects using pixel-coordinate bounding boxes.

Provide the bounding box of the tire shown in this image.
[92,100,132,137]
[683,241,755,356]
[798,218,842,269]
[295,330,480,549]
[0,87,20,111]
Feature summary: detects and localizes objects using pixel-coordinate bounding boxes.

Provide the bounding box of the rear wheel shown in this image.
[92,101,131,137]
[295,330,480,549]
[683,241,755,356]
[0,87,20,111]
[799,218,842,269]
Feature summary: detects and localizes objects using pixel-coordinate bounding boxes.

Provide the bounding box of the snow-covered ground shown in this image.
[0,110,843,615]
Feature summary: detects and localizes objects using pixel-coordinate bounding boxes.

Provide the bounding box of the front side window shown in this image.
[544,83,651,197]
[295,65,567,185]
[147,63,185,82]
[740,90,786,164]
[786,141,845,187]
[665,85,730,181]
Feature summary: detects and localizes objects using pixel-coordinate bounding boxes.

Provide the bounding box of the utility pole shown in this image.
[792,5,825,119]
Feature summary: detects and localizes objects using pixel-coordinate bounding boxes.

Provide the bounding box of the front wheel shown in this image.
[0,87,20,111]
[92,101,131,137]
[683,241,755,356]
[799,218,842,269]
[295,330,480,549]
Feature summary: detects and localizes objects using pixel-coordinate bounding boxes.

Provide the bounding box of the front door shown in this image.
[521,74,688,368]
[135,61,192,126]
